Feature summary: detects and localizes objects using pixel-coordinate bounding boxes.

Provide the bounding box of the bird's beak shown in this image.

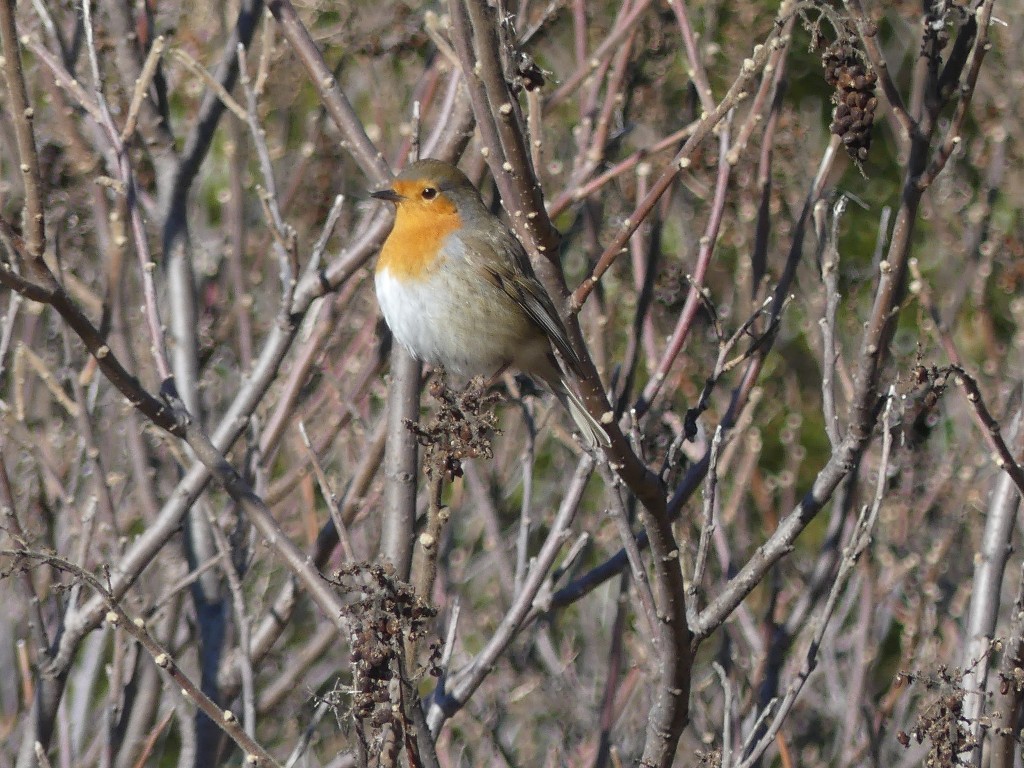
[371,188,404,203]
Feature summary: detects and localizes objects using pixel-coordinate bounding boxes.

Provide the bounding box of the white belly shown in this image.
[376,267,514,377]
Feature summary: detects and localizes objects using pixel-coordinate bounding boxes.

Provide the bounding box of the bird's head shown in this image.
[372,160,490,277]
[371,159,483,223]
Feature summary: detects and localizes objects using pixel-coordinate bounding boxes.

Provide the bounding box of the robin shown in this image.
[371,158,610,448]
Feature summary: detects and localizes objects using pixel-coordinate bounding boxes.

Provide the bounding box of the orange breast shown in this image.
[377,188,462,281]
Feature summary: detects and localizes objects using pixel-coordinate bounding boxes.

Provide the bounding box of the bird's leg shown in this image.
[484,361,512,388]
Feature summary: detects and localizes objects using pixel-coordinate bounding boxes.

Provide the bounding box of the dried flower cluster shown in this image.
[405,374,500,481]
[332,564,438,753]
[894,668,979,766]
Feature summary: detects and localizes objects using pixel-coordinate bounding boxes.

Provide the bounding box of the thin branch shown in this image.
[667,0,716,114]
[638,108,734,410]
[919,1,994,188]
[817,197,848,449]
[690,426,724,620]
[546,0,656,107]
[952,369,1024,499]
[236,42,296,307]
[121,36,168,142]
[960,402,1024,764]
[601,467,659,644]
[266,0,390,185]
[427,456,594,734]
[714,661,734,767]
[0,0,46,260]
[570,21,788,312]
[734,390,897,768]
[0,221,181,435]
[82,0,173,383]
[3,549,282,767]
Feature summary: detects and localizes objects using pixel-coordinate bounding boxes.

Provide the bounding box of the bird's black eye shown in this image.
[422,187,438,200]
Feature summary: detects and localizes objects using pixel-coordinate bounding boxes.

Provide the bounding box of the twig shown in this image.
[298,422,354,563]
[514,418,536,596]
[439,598,460,676]
[11,343,80,418]
[564,3,636,190]
[727,13,795,166]
[82,0,173,383]
[2,548,282,767]
[548,121,699,218]
[178,427,351,635]
[121,37,168,142]
[226,116,255,369]
[601,467,659,645]
[169,46,248,122]
[616,162,662,410]
[266,0,391,185]
[0,460,51,654]
[734,389,897,768]
[203,503,258,737]
[420,69,475,162]
[284,697,331,768]
[667,0,716,114]
[713,661,734,767]
[690,426,724,618]
[817,197,848,448]
[570,22,787,312]
[22,38,106,125]
[951,369,1024,499]
[0,222,182,436]
[843,0,914,141]
[0,283,23,381]
[639,108,735,409]
[462,463,515,597]
[0,0,45,260]
[594,569,631,768]
[546,0,656,107]
[918,1,995,189]
[426,455,594,734]
[236,42,296,307]
[449,0,558,250]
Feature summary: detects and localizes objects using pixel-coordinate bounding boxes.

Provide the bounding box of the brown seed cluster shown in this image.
[406,374,500,481]
[331,564,439,750]
[823,40,878,163]
[893,667,979,765]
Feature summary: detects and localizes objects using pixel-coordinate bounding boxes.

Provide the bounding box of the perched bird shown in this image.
[372,158,610,448]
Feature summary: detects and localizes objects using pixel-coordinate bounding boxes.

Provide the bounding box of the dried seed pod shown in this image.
[822,38,878,163]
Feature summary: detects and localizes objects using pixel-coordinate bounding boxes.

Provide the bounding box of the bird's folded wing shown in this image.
[463,228,584,373]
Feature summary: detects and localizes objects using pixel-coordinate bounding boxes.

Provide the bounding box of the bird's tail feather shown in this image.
[554,380,611,448]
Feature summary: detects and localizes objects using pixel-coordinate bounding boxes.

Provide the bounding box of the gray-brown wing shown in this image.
[461,228,583,371]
